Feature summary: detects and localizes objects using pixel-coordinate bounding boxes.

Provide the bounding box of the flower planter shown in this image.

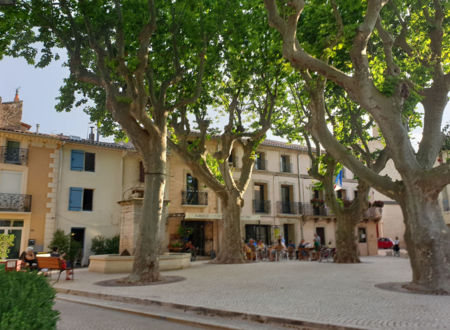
[88,252,191,274]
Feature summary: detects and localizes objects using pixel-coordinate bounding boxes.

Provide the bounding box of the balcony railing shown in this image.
[0,193,32,212]
[277,201,298,214]
[298,202,333,216]
[281,162,292,173]
[0,147,28,165]
[254,159,267,171]
[363,206,383,219]
[181,191,208,206]
[253,199,271,214]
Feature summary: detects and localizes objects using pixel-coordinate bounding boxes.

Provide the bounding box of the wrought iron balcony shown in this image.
[0,147,28,165]
[298,202,333,216]
[277,201,298,214]
[181,191,208,206]
[253,199,271,214]
[0,193,32,212]
[254,159,267,171]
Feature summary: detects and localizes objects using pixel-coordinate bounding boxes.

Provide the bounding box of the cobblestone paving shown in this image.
[54,256,450,330]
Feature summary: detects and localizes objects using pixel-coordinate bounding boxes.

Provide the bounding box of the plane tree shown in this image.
[265,0,450,292]
[275,79,389,263]
[168,1,288,263]
[0,0,224,283]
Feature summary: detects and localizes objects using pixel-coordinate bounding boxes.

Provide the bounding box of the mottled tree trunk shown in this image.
[334,212,360,263]
[214,193,245,264]
[127,137,166,283]
[400,188,450,294]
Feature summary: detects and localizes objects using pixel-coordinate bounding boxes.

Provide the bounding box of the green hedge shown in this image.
[0,271,59,330]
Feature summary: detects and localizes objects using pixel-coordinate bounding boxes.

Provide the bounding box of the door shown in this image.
[181,221,205,255]
[9,229,22,258]
[186,174,199,205]
[316,227,325,246]
[70,227,85,265]
[281,186,291,213]
[245,225,271,245]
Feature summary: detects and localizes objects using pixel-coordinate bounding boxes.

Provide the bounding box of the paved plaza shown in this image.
[54,256,450,329]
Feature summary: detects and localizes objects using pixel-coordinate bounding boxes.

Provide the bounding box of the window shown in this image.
[280,185,294,214]
[281,155,291,173]
[5,140,20,164]
[253,183,270,213]
[71,150,95,172]
[358,228,367,243]
[139,161,145,182]
[337,189,347,200]
[255,152,266,170]
[69,187,94,211]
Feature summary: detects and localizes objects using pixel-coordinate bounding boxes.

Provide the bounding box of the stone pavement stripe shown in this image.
[56,295,234,330]
[56,288,360,330]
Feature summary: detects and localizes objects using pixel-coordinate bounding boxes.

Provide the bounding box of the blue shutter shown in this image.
[71,150,85,171]
[69,187,83,211]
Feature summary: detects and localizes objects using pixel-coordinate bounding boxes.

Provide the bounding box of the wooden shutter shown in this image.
[70,150,85,171]
[68,187,83,211]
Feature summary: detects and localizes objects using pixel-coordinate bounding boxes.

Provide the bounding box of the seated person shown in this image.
[246,239,256,261]
[297,239,310,260]
[271,239,286,261]
[48,247,72,280]
[20,246,38,270]
[184,241,197,260]
[256,240,266,260]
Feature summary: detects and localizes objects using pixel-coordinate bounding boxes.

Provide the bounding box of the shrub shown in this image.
[91,235,120,255]
[0,234,15,260]
[47,229,70,254]
[0,271,59,329]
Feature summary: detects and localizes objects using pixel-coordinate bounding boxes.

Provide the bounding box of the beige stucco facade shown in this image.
[55,142,126,265]
[0,130,59,258]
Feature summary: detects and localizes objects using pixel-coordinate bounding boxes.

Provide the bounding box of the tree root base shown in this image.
[95,275,185,287]
[375,282,450,296]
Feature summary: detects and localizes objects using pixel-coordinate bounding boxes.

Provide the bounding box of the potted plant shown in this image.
[168,242,184,252]
[310,198,325,208]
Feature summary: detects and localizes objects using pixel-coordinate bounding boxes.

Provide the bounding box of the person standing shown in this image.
[393,237,400,257]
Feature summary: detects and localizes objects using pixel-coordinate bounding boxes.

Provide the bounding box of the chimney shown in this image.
[14,88,20,103]
[36,124,40,134]
[0,90,23,130]
[89,126,95,141]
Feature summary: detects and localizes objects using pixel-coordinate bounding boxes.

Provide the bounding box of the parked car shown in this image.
[378,237,394,249]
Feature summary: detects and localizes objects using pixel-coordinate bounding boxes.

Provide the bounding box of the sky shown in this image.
[0,55,448,146]
[0,56,97,139]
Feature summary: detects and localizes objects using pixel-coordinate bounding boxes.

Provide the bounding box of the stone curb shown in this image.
[56,288,361,330]
[56,295,233,330]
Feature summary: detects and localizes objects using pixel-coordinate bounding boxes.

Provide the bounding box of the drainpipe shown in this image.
[297,151,304,240]
[55,141,65,230]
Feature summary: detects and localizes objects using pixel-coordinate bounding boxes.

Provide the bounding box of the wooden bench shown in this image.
[36,257,68,282]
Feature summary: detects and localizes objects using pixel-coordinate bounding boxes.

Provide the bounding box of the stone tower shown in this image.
[0,89,24,130]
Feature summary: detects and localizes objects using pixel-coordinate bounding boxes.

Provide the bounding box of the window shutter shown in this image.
[71,150,85,171]
[69,187,83,211]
